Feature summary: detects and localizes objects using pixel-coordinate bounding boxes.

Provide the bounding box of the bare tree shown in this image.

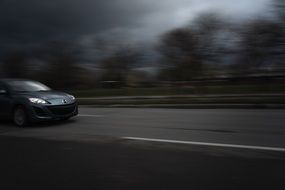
[275,0,285,21]
[233,19,285,75]
[192,12,228,63]
[40,41,83,89]
[159,28,204,81]
[100,46,141,87]
[158,13,228,81]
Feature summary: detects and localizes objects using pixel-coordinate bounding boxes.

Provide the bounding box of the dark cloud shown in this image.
[0,0,272,51]
[0,0,144,44]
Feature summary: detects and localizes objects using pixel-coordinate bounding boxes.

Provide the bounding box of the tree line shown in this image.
[0,0,284,89]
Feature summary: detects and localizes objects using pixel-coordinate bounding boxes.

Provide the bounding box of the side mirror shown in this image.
[0,89,7,95]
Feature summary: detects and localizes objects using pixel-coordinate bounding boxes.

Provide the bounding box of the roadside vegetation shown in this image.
[70,84,285,98]
[0,0,285,106]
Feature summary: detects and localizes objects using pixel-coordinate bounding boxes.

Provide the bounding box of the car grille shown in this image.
[34,107,47,117]
[47,103,76,116]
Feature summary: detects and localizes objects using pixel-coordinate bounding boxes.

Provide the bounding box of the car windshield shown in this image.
[7,81,51,92]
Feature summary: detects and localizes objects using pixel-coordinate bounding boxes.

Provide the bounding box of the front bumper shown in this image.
[27,102,78,122]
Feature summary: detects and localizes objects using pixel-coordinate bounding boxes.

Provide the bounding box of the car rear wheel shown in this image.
[14,106,29,127]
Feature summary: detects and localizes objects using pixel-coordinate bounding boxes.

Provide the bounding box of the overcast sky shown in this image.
[0,0,273,50]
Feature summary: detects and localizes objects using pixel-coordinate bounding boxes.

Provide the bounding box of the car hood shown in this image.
[19,91,68,99]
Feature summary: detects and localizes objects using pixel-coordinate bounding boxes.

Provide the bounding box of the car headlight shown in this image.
[68,95,75,100]
[29,98,49,104]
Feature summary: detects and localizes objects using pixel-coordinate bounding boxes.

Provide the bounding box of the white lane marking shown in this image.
[78,114,105,117]
[122,137,285,152]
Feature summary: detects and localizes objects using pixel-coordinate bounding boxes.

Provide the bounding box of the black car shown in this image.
[0,79,78,126]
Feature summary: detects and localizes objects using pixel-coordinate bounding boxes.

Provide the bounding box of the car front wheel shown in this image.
[14,106,29,127]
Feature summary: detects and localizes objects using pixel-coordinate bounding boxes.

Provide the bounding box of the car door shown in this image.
[0,83,12,118]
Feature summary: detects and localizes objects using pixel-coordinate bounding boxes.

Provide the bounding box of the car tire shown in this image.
[13,106,29,127]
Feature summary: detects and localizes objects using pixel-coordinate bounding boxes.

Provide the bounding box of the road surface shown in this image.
[1,108,285,148]
[0,108,285,189]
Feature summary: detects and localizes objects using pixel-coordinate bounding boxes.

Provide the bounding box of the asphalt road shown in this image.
[1,108,285,148]
[1,108,285,189]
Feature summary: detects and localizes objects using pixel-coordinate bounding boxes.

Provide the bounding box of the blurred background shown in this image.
[0,0,285,105]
